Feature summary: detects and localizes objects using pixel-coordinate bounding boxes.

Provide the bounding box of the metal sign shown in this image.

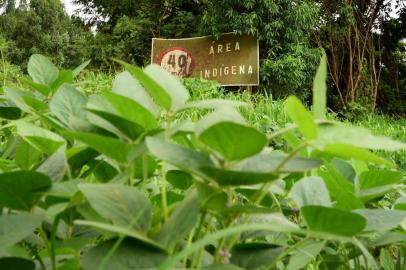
[151,33,259,86]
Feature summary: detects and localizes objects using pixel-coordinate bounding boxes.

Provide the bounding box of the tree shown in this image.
[0,0,91,68]
[315,0,406,112]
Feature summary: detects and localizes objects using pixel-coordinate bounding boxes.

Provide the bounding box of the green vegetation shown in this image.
[0,54,405,270]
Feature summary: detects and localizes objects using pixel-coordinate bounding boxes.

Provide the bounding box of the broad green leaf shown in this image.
[64,131,137,163]
[156,191,200,247]
[72,60,90,77]
[380,249,395,270]
[0,213,43,248]
[144,64,190,111]
[113,71,158,116]
[285,96,317,140]
[301,205,366,237]
[27,54,59,86]
[394,197,406,211]
[51,70,74,91]
[0,258,35,270]
[359,170,403,190]
[158,223,302,270]
[166,170,193,190]
[357,170,404,201]
[317,123,406,151]
[146,137,214,176]
[230,243,284,269]
[15,121,66,155]
[353,209,406,232]
[0,170,51,210]
[0,102,21,120]
[331,158,356,181]
[37,149,67,181]
[286,240,325,270]
[321,144,393,167]
[50,84,90,131]
[15,139,41,169]
[289,177,331,208]
[93,160,119,182]
[234,152,322,173]
[312,53,327,120]
[87,109,145,140]
[200,166,278,186]
[318,165,364,210]
[374,231,406,246]
[196,108,266,161]
[75,221,164,250]
[20,77,51,95]
[82,238,167,270]
[102,91,157,130]
[4,86,44,112]
[79,183,152,232]
[114,59,172,110]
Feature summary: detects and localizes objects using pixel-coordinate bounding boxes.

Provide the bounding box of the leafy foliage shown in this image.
[0,54,405,269]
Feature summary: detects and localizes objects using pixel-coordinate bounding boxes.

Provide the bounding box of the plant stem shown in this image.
[50,215,61,270]
[142,153,148,192]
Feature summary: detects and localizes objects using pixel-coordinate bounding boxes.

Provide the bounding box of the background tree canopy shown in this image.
[0,0,405,114]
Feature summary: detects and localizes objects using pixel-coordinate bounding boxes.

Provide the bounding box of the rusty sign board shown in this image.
[151,33,259,86]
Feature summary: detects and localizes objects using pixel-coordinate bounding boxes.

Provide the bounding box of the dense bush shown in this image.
[0,54,405,269]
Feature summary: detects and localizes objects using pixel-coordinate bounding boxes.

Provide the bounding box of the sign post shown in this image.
[151,33,259,87]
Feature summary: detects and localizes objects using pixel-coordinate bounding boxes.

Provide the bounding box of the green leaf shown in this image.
[75,221,164,250]
[196,108,267,161]
[78,183,152,232]
[146,137,214,176]
[4,86,44,112]
[87,109,145,140]
[353,209,406,232]
[15,139,41,169]
[318,165,364,210]
[0,213,43,248]
[51,70,74,91]
[286,240,325,270]
[144,64,190,111]
[234,152,322,173]
[114,59,172,110]
[357,170,403,201]
[20,77,51,95]
[158,223,301,270]
[15,120,66,155]
[394,197,406,211]
[37,149,67,181]
[72,60,90,77]
[200,166,278,186]
[166,170,193,190]
[82,238,167,270]
[230,243,284,269]
[317,123,406,151]
[64,131,137,163]
[359,170,403,190]
[113,71,158,116]
[49,84,90,131]
[102,91,157,130]
[301,206,366,237]
[27,54,59,86]
[0,258,35,270]
[289,177,331,208]
[312,53,327,120]
[156,191,200,248]
[321,144,393,167]
[203,265,245,270]
[0,101,21,120]
[285,96,317,140]
[0,170,52,210]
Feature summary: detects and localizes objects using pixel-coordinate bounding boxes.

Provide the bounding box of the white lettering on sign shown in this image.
[209,42,241,55]
[159,48,194,77]
[200,65,254,79]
